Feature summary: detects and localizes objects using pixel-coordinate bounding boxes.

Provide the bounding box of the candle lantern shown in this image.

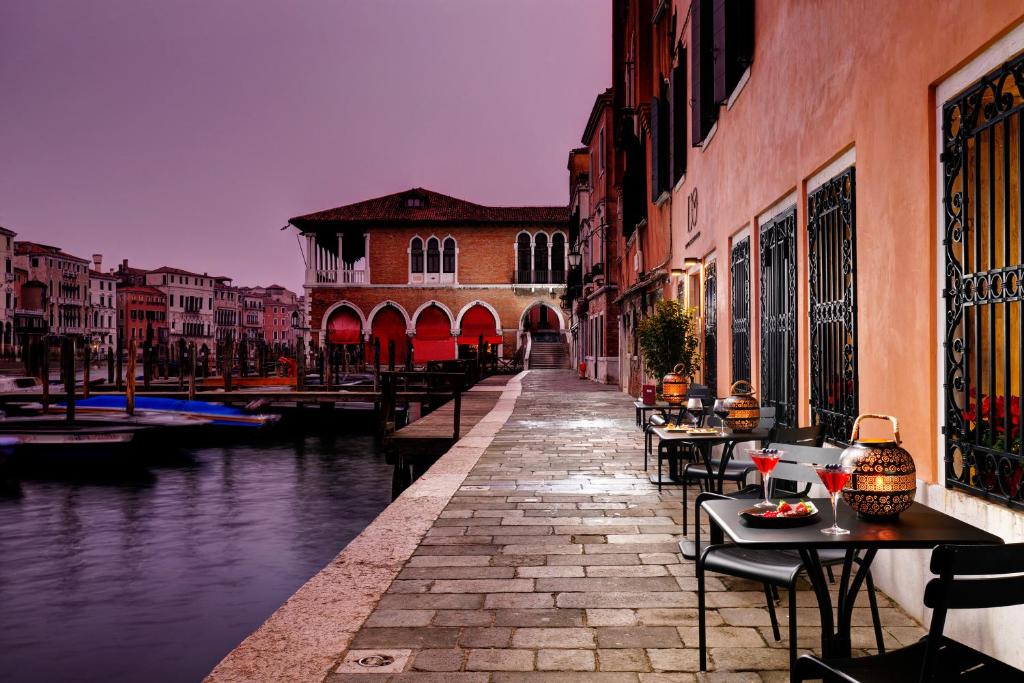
[840,414,916,520]
[661,363,690,405]
[722,380,760,432]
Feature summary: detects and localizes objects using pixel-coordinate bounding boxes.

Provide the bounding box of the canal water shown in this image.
[0,428,394,683]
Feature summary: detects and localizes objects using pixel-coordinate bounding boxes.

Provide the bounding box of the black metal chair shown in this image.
[695,444,885,674]
[794,542,1024,683]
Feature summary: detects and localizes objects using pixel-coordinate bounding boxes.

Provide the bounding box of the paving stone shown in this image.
[458,627,513,647]
[391,675,489,683]
[646,648,700,672]
[363,609,436,627]
[557,592,697,609]
[517,565,585,578]
[378,594,483,611]
[431,578,534,593]
[400,566,515,580]
[587,565,669,577]
[537,648,596,671]
[350,627,460,649]
[586,609,638,626]
[465,648,534,671]
[512,627,596,648]
[549,554,642,566]
[493,608,585,627]
[597,627,684,648]
[537,577,681,593]
[678,626,765,648]
[493,675,640,682]
[484,592,555,609]
[599,648,649,671]
[407,555,491,567]
[431,610,494,626]
[411,648,465,672]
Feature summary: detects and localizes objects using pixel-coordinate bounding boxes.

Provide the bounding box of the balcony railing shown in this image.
[315,268,367,285]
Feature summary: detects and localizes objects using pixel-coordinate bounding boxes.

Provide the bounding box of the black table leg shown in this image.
[714,441,738,493]
[836,547,878,655]
[799,548,838,657]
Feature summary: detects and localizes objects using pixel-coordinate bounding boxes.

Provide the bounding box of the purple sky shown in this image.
[0,0,610,291]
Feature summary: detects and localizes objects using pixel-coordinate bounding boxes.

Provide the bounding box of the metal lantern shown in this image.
[661,363,690,406]
[723,380,760,432]
[840,414,916,520]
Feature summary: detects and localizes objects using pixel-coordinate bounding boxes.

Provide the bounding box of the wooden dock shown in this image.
[387,375,512,493]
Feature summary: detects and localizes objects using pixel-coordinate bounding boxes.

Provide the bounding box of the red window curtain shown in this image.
[458,305,501,345]
[414,306,455,361]
[326,307,362,344]
[366,306,407,364]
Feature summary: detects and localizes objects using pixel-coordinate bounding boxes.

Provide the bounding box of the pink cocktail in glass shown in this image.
[816,464,854,535]
[748,449,782,508]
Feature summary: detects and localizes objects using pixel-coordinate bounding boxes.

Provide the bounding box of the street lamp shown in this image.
[567,249,583,269]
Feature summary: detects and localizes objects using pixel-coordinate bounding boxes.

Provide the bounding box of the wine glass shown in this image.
[749,448,782,508]
[816,464,855,535]
[686,397,704,427]
[712,399,728,435]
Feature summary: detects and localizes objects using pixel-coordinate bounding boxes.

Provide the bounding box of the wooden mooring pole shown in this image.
[82,343,91,400]
[40,338,50,415]
[63,337,76,423]
[126,339,137,416]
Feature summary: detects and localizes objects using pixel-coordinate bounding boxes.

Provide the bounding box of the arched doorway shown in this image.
[457,303,501,360]
[522,302,563,332]
[413,305,455,362]
[367,305,408,365]
[326,306,363,345]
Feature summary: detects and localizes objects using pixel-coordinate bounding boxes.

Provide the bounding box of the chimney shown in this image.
[93,254,103,272]
[122,258,128,271]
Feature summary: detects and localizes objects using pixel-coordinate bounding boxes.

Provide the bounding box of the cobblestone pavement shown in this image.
[326,370,924,682]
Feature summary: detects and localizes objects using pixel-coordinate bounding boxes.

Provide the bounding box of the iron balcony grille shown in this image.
[942,51,1024,510]
[731,237,751,383]
[808,166,859,445]
[704,261,718,396]
[760,207,799,429]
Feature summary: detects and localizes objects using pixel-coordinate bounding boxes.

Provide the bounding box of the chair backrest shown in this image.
[919,543,1024,681]
[757,406,777,432]
[762,442,841,486]
[770,423,825,447]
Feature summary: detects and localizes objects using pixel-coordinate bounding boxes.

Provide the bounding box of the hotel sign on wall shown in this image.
[685,187,701,248]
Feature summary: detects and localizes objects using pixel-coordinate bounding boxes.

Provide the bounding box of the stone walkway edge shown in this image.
[205,372,527,683]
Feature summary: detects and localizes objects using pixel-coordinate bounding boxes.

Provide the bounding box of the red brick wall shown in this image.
[369,224,566,285]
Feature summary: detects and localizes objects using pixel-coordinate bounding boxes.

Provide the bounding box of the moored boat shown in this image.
[57,395,280,428]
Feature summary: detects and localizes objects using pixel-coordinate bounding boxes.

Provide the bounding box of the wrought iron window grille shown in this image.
[704,261,717,396]
[760,208,799,429]
[808,166,859,445]
[941,51,1024,510]
[731,237,751,383]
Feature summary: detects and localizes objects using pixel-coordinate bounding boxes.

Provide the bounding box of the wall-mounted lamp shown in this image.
[670,268,685,278]
[568,250,583,269]
[683,257,701,267]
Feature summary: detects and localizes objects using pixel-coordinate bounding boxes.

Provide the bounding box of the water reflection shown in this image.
[0,428,393,683]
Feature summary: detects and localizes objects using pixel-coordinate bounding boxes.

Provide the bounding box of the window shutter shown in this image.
[671,56,687,183]
[713,0,755,104]
[690,0,717,145]
[650,95,662,203]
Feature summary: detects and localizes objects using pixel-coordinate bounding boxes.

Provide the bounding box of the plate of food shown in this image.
[687,427,719,435]
[739,500,820,528]
[663,424,691,432]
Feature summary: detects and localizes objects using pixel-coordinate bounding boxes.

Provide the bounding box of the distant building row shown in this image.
[0,227,307,358]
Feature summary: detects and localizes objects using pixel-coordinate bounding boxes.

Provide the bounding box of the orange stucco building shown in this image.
[589,0,1024,665]
[290,188,569,365]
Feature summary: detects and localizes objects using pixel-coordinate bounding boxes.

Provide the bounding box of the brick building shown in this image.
[117,285,167,349]
[289,188,569,364]
[566,88,621,384]
[143,267,215,353]
[213,276,241,344]
[261,284,304,350]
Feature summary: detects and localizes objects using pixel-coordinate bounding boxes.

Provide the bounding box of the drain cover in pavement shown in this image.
[336,649,410,674]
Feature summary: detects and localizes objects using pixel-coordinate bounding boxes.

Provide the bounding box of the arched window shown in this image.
[534,233,549,284]
[410,237,424,273]
[551,233,566,283]
[426,237,440,273]
[516,233,532,284]
[442,237,456,274]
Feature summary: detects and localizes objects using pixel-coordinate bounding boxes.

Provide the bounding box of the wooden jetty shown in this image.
[387,374,511,494]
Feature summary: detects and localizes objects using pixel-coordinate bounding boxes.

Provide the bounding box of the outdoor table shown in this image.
[633,399,675,428]
[650,426,770,491]
[700,497,1003,659]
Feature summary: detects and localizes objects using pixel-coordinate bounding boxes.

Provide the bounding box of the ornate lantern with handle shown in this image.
[840,414,917,520]
[723,380,760,432]
[661,363,690,406]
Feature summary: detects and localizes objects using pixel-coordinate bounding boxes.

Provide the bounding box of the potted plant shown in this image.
[637,299,700,400]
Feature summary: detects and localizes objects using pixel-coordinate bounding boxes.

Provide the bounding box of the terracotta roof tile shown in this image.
[289,187,568,230]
